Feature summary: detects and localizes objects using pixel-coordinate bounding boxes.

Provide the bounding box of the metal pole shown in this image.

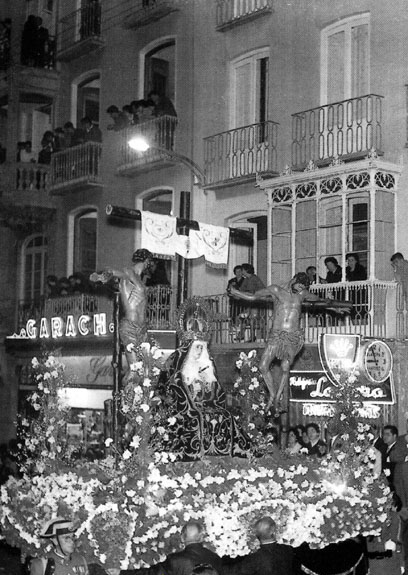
[112,288,121,464]
[177,191,190,307]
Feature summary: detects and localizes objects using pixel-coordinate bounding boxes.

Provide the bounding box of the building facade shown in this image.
[1,0,408,442]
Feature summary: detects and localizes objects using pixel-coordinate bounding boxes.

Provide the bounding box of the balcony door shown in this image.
[21,234,48,303]
[230,48,269,129]
[73,209,97,277]
[321,14,370,105]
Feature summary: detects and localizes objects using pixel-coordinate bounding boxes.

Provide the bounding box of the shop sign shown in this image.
[302,402,381,419]
[7,313,114,340]
[290,335,395,405]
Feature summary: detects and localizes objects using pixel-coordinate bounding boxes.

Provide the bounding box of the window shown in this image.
[76,74,100,127]
[321,14,370,105]
[22,235,48,302]
[18,93,53,158]
[73,210,97,276]
[348,198,369,269]
[144,40,176,103]
[231,49,269,128]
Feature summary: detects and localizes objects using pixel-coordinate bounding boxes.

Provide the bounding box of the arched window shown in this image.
[22,234,48,302]
[142,188,173,215]
[71,71,100,128]
[72,209,97,276]
[141,39,176,103]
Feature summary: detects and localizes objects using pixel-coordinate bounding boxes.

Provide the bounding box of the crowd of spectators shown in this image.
[106,90,177,131]
[16,118,102,165]
[46,273,99,298]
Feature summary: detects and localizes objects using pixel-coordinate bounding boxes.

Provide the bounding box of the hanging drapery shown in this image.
[140,210,177,259]
[190,223,230,269]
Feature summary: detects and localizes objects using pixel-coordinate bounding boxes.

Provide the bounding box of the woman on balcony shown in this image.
[324,257,342,283]
[345,253,367,282]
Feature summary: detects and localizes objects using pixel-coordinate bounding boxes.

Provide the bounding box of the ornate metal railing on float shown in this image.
[206,279,402,345]
[203,120,279,187]
[215,0,273,31]
[291,94,383,169]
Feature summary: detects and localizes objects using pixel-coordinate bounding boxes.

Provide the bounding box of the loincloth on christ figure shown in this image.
[266,329,304,361]
[119,318,148,348]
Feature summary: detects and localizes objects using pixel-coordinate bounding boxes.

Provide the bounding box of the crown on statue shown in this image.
[176,297,214,344]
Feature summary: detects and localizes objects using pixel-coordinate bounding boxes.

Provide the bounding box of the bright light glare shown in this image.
[128,136,150,152]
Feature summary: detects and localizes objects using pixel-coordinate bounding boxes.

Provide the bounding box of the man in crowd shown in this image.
[382,425,398,487]
[306,423,326,458]
[30,518,88,575]
[110,520,222,575]
[391,252,408,306]
[106,105,131,131]
[223,516,297,575]
[80,116,102,143]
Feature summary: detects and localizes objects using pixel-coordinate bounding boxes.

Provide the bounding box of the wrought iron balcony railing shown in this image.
[216,0,273,31]
[204,280,401,345]
[49,142,102,194]
[122,0,179,29]
[291,94,383,169]
[203,121,278,187]
[0,162,49,193]
[58,1,103,61]
[117,116,178,176]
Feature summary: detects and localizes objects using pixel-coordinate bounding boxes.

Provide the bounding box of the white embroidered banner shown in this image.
[198,223,230,268]
[141,210,177,259]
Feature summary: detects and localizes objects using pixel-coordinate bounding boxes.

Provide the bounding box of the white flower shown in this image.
[130,436,140,449]
[31,357,39,367]
[126,343,135,352]
[105,438,114,447]
[143,378,151,387]
[122,449,132,460]
[37,382,44,391]
[236,360,243,369]
[140,404,150,413]
[168,417,177,426]
[152,347,163,360]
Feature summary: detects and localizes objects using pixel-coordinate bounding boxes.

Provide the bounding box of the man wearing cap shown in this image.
[30,518,88,575]
[90,249,153,370]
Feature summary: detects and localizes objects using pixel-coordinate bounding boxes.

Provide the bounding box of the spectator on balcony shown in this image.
[122,105,134,126]
[106,105,130,131]
[346,253,367,282]
[20,141,36,163]
[54,127,66,151]
[142,259,170,286]
[21,15,38,66]
[58,277,70,296]
[38,131,55,164]
[33,17,49,68]
[324,256,342,283]
[148,90,177,118]
[80,116,102,143]
[133,99,156,123]
[63,122,82,148]
[391,252,408,305]
[46,275,59,298]
[227,265,244,292]
[0,142,5,164]
[240,263,265,294]
[238,264,265,342]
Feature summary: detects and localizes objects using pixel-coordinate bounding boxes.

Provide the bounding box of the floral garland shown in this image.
[231,350,271,452]
[16,353,71,474]
[0,452,392,569]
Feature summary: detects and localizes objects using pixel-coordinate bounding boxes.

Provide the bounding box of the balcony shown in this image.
[216,0,273,31]
[203,121,278,188]
[48,142,102,195]
[116,116,178,177]
[292,94,383,170]
[58,2,103,61]
[204,280,404,345]
[122,0,179,29]
[0,162,49,194]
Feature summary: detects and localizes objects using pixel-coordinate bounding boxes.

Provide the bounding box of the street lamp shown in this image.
[128,136,206,186]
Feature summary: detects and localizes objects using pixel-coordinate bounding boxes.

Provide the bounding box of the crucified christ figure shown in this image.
[229,272,352,414]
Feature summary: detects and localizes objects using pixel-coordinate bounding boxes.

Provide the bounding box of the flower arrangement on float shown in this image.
[0,349,393,570]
